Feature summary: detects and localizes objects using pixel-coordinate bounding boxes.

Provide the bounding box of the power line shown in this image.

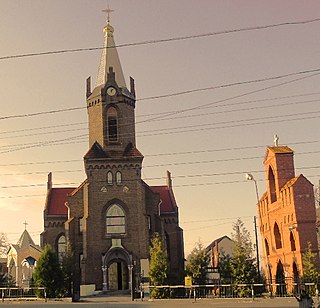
[0,139,319,167]
[1,17,320,61]
[1,95,320,141]
[1,166,320,189]
[1,68,320,122]
[1,101,320,152]
[137,71,320,125]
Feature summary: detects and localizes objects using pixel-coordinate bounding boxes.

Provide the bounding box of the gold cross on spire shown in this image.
[102,4,114,23]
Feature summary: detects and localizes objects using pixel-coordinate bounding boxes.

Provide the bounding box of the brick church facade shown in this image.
[41,18,184,292]
[257,142,318,290]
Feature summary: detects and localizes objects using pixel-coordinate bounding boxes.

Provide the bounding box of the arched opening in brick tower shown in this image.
[290,232,296,251]
[274,222,282,249]
[276,261,286,296]
[268,166,277,203]
[293,262,299,294]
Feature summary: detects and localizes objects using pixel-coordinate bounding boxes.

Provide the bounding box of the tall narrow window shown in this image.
[107,171,113,184]
[106,204,126,234]
[115,171,122,184]
[268,166,277,203]
[57,235,66,262]
[290,232,296,251]
[107,107,118,142]
[274,222,282,249]
[265,238,270,255]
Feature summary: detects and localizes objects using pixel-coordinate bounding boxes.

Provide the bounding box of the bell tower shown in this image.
[86,19,137,155]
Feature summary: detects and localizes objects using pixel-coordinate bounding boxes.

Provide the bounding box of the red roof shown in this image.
[47,188,75,215]
[150,186,177,213]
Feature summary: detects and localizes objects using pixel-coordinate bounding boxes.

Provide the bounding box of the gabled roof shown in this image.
[84,142,108,159]
[123,142,143,157]
[8,229,42,254]
[206,235,233,250]
[268,146,293,154]
[46,188,75,215]
[280,174,313,191]
[264,146,293,162]
[150,186,177,213]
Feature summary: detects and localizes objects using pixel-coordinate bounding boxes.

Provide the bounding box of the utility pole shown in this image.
[254,216,260,278]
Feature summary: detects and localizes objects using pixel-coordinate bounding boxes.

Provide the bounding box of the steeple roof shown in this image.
[16,229,36,249]
[95,22,127,89]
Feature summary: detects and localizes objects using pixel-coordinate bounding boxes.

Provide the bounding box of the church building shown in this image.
[7,228,42,287]
[257,139,318,292]
[41,16,184,293]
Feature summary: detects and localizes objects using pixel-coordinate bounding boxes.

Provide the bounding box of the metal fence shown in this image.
[0,287,46,302]
[144,282,320,300]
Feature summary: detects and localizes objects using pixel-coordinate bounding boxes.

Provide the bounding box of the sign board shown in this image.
[185,276,192,286]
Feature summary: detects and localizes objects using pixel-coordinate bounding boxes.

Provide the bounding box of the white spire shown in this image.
[95,17,127,89]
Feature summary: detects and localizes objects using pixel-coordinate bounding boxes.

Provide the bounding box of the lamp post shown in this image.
[246,173,261,279]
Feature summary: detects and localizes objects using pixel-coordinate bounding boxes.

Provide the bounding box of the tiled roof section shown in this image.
[267,146,293,154]
[16,230,36,248]
[47,188,75,215]
[281,175,300,191]
[206,235,233,250]
[84,142,108,159]
[150,186,177,213]
[123,143,143,157]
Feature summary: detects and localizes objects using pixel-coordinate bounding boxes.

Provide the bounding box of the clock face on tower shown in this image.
[107,87,117,96]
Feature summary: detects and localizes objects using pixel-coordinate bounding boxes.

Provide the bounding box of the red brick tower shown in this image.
[258,143,318,292]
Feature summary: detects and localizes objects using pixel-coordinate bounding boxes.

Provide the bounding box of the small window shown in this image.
[57,235,66,262]
[107,107,118,142]
[107,171,113,185]
[116,171,122,184]
[79,217,83,233]
[148,215,151,230]
[106,204,126,234]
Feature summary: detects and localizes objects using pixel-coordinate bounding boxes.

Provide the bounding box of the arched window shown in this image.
[115,171,122,184]
[265,238,270,255]
[57,235,66,261]
[268,166,277,203]
[107,171,113,184]
[274,222,282,249]
[106,204,126,234]
[107,107,118,142]
[290,232,296,251]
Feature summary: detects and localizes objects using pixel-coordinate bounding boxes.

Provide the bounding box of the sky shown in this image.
[1,0,320,255]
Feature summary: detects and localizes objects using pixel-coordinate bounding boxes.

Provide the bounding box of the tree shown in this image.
[218,252,232,283]
[0,233,9,258]
[149,233,169,298]
[186,241,209,285]
[61,244,76,297]
[302,242,319,283]
[33,245,64,298]
[230,219,259,297]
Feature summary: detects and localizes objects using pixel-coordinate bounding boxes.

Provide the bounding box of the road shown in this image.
[1,296,315,308]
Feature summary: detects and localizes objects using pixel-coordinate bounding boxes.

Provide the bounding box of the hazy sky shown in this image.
[1,0,320,255]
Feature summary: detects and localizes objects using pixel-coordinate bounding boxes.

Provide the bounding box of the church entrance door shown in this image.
[108,260,129,290]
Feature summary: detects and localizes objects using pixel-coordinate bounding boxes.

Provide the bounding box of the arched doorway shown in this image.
[276,261,286,296]
[102,247,131,291]
[108,260,128,290]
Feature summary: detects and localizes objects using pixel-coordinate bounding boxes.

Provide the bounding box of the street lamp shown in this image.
[245,173,261,278]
